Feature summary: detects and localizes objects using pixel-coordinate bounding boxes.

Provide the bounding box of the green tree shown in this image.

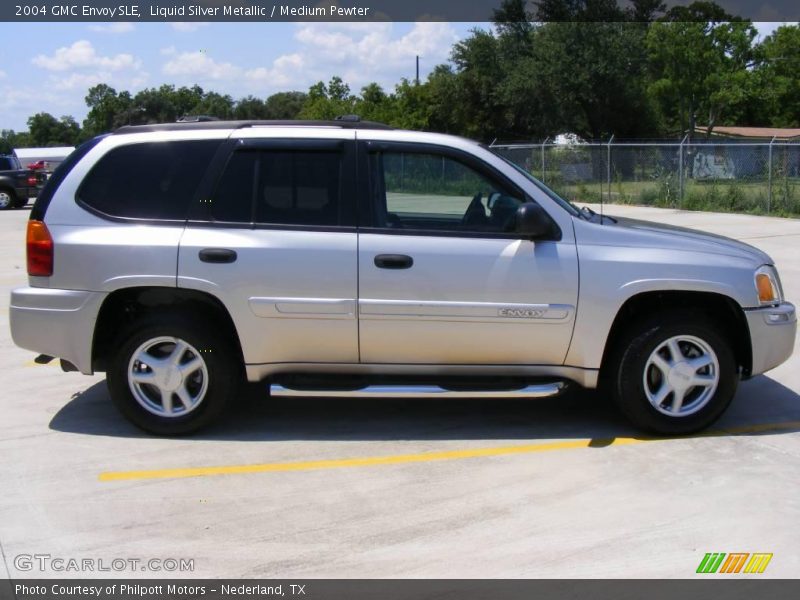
[234,95,268,119]
[424,65,463,134]
[388,79,431,130]
[27,113,80,146]
[130,84,206,123]
[627,0,666,21]
[356,82,397,124]
[0,130,31,154]
[533,0,626,21]
[263,91,307,119]
[526,21,656,139]
[448,28,505,139]
[83,84,133,136]
[189,91,235,119]
[647,11,757,138]
[299,77,357,119]
[753,25,800,127]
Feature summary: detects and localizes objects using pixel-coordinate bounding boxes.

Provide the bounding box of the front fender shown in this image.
[565,240,758,370]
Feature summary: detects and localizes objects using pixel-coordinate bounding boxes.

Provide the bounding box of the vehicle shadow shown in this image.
[49,375,800,443]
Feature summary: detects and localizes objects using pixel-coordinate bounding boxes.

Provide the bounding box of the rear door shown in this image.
[178,131,359,367]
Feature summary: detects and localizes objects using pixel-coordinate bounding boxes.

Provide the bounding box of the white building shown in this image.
[13,147,75,171]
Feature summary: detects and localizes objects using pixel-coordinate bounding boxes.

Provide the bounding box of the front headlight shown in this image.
[755,265,783,305]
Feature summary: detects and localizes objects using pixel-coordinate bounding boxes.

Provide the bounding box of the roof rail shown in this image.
[176,115,220,123]
[113,118,393,134]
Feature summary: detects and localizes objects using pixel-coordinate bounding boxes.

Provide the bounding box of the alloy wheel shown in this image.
[642,335,720,417]
[127,336,209,418]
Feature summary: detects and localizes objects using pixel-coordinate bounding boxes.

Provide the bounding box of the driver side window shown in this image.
[374,151,525,233]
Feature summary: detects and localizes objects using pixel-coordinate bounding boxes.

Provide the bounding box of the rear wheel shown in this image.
[608,311,738,435]
[107,312,241,435]
[0,188,16,210]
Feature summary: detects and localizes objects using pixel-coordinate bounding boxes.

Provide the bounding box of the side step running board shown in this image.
[269,382,566,399]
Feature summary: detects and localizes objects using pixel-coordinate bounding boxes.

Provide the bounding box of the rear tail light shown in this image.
[26,220,53,276]
[27,175,38,186]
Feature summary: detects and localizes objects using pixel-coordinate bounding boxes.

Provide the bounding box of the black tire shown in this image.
[0,188,17,210]
[607,310,738,435]
[107,311,241,435]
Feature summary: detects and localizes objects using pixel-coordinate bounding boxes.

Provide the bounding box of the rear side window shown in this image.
[78,140,221,220]
[0,157,13,170]
[256,151,341,225]
[31,135,107,221]
[210,149,343,226]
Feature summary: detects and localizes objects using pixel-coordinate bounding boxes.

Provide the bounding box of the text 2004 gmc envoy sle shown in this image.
[9,120,797,435]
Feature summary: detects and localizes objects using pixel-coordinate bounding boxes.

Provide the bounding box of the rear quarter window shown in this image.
[78,140,221,221]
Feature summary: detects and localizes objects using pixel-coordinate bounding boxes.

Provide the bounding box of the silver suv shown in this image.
[9,120,797,435]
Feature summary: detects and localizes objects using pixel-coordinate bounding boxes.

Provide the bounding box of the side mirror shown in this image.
[515,202,552,239]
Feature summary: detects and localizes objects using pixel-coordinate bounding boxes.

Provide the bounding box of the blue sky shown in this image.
[0,21,788,132]
[0,22,481,131]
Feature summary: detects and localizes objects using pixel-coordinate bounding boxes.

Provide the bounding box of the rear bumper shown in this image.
[744,302,796,376]
[9,287,107,375]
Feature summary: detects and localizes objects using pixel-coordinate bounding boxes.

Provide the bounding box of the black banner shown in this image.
[2,1,799,23]
[3,580,800,600]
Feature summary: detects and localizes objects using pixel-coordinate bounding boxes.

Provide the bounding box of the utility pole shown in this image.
[415,55,420,85]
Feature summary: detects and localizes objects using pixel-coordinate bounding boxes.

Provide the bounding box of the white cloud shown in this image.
[28,40,147,96]
[32,40,141,72]
[0,85,76,113]
[156,22,458,97]
[170,23,210,33]
[48,71,149,91]
[163,51,240,80]
[245,54,305,87]
[89,23,135,34]
[285,22,458,91]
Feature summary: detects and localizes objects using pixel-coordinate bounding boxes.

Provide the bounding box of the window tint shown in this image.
[210,151,256,223]
[256,151,340,225]
[31,135,106,221]
[78,140,220,220]
[376,151,524,233]
[210,149,342,226]
[0,157,14,170]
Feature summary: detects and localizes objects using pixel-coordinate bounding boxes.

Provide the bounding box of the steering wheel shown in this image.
[461,192,486,227]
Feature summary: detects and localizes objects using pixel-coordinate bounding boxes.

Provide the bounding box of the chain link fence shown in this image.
[491,139,800,217]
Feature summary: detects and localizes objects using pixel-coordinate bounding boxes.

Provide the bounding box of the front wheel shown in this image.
[107,312,241,435]
[608,312,738,435]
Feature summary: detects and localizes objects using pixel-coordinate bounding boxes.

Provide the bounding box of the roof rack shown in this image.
[113,118,393,134]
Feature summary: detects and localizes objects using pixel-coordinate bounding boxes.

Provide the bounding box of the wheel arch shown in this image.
[91,286,244,372]
[599,290,753,382]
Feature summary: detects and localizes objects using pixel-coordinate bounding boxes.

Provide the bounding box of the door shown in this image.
[358,143,579,365]
[178,134,359,366]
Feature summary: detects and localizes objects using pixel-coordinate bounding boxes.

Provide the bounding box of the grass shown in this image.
[549,178,800,218]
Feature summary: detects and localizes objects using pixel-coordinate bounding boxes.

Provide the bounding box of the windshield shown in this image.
[490,150,581,217]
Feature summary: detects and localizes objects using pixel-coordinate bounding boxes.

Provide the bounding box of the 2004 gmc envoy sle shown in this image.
[9,118,797,435]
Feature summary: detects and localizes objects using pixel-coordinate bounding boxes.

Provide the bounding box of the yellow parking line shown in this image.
[98,419,800,483]
[24,360,53,367]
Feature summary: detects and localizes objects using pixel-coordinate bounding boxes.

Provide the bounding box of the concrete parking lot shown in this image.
[0,204,798,578]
